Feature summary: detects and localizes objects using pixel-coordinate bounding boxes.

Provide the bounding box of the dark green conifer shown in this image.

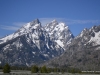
[31,65,39,73]
[3,63,10,73]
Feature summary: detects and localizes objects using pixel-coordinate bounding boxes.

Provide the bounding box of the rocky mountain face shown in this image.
[44,20,74,50]
[0,19,73,66]
[44,25,100,70]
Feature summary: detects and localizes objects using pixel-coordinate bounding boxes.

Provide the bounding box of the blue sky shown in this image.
[0,0,100,38]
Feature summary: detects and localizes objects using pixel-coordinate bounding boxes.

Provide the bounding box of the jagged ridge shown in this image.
[44,25,100,71]
[0,19,73,66]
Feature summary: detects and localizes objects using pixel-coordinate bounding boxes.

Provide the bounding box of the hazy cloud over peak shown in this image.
[0,22,27,31]
[39,18,100,25]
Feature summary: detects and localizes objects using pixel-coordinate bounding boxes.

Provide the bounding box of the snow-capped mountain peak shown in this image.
[30,19,40,25]
[0,19,41,44]
[0,19,66,66]
[45,20,58,30]
[44,20,74,50]
[0,19,74,51]
[20,19,41,30]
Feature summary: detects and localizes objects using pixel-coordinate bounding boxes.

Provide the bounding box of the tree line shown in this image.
[31,65,82,73]
[1,63,82,73]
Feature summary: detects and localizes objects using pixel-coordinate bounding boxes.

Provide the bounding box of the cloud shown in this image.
[0,25,19,30]
[65,19,100,25]
[0,18,100,31]
[13,22,27,26]
[0,22,27,31]
[39,18,55,26]
[39,18,100,25]
[39,18,65,26]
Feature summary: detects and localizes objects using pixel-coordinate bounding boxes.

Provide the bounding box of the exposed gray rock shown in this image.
[43,25,100,71]
[0,19,73,66]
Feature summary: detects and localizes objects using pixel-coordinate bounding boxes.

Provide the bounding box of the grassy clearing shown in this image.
[0,70,100,75]
[0,72,100,75]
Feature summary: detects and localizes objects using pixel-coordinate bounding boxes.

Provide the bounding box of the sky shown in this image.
[0,0,100,38]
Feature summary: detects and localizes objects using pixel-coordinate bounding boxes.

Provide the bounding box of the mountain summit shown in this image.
[0,19,73,66]
[30,19,40,24]
[44,20,74,50]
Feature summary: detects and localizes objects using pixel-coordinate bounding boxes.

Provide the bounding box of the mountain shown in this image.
[43,25,100,71]
[0,19,73,66]
[44,20,74,50]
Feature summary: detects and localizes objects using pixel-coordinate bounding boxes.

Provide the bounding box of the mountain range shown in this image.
[0,19,73,66]
[44,25,100,70]
[0,19,100,70]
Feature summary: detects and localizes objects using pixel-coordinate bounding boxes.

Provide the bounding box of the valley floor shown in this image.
[0,71,100,75]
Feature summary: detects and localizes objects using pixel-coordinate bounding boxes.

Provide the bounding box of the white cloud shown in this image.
[0,25,19,30]
[0,22,27,31]
[65,19,100,25]
[13,22,27,26]
[0,18,100,31]
[39,18,65,26]
[39,18,100,25]
[39,18,55,26]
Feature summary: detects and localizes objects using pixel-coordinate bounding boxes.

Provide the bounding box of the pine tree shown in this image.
[54,67,58,72]
[31,65,39,73]
[40,65,47,73]
[47,68,51,73]
[3,63,11,73]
